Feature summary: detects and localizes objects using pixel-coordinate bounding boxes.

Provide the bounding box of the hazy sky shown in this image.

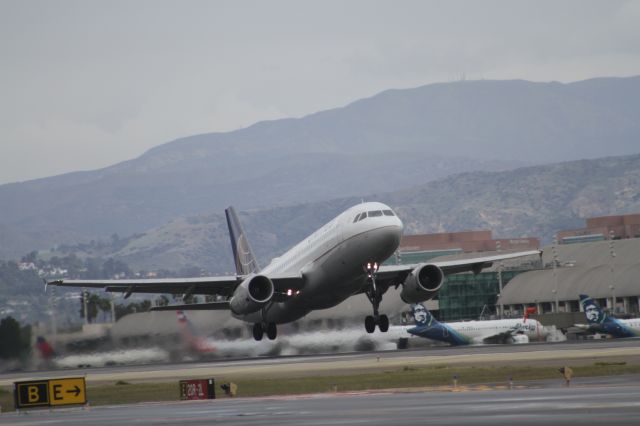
[1,0,639,184]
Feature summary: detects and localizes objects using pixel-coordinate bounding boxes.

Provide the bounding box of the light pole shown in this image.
[110,293,116,323]
[50,285,58,339]
[83,288,89,325]
[609,230,617,313]
[552,236,559,313]
[496,241,504,318]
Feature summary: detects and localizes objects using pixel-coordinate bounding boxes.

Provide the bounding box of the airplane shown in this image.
[48,202,540,341]
[44,310,218,368]
[176,310,217,357]
[575,294,640,338]
[407,303,548,345]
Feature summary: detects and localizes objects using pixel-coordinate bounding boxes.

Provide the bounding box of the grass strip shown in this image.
[2,362,639,412]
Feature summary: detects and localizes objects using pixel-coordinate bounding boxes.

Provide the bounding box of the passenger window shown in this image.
[368,210,383,217]
[383,210,395,216]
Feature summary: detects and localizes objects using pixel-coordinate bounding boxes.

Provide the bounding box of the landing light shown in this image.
[364,262,379,276]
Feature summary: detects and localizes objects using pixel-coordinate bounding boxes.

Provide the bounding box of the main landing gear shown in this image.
[363,262,389,334]
[253,322,277,341]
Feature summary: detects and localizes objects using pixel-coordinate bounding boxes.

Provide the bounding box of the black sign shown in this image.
[15,381,50,408]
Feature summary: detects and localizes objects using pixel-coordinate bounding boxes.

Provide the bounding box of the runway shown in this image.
[3,375,640,425]
[2,338,640,387]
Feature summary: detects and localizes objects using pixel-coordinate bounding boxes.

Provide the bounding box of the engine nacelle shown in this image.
[510,334,530,344]
[400,264,445,304]
[229,274,274,315]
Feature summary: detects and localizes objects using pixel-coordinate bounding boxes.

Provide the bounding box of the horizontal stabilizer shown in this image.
[150,301,231,312]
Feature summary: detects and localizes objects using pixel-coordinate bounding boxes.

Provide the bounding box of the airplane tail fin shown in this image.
[411,303,438,327]
[225,206,259,275]
[176,311,215,354]
[579,294,608,325]
[35,336,56,359]
[523,306,537,323]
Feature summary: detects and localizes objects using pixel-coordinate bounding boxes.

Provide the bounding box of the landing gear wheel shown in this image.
[363,262,389,334]
[378,314,389,332]
[266,322,277,340]
[365,315,376,333]
[253,323,264,341]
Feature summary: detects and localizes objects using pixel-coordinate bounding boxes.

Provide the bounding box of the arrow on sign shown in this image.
[66,385,81,397]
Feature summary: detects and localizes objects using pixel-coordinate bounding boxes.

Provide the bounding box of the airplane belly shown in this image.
[236,224,400,326]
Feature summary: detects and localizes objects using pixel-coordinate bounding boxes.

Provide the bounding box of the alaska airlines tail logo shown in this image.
[412,304,436,327]
[579,294,606,324]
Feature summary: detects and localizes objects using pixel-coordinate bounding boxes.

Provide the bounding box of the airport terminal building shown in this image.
[499,237,640,316]
[393,213,640,323]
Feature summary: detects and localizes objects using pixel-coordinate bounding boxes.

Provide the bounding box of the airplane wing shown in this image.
[481,328,523,344]
[572,323,604,333]
[376,249,541,287]
[47,273,304,299]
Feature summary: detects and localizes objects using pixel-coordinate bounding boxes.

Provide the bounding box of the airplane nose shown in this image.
[388,221,403,247]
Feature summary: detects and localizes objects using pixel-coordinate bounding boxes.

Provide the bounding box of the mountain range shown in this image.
[1,76,639,260]
[49,153,640,273]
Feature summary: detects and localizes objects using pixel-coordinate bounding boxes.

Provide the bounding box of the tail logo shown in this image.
[412,304,434,327]
[237,234,258,272]
[580,295,606,324]
[584,301,604,323]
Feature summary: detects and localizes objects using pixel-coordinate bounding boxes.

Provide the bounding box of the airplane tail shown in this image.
[225,206,259,275]
[579,294,608,325]
[176,311,216,354]
[523,306,537,323]
[411,303,438,328]
[35,336,56,359]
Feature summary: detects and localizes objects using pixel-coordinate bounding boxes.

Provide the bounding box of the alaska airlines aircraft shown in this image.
[576,294,640,338]
[48,202,539,341]
[408,303,548,345]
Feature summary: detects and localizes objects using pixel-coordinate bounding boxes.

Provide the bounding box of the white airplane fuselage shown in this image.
[447,318,548,344]
[237,202,404,324]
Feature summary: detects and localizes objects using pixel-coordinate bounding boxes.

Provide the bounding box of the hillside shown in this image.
[1,76,640,258]
[50,153,640,273]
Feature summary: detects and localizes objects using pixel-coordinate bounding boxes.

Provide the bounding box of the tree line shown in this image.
[0,316,31,361]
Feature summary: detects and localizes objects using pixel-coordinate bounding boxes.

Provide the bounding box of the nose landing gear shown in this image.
[363,262,390,333]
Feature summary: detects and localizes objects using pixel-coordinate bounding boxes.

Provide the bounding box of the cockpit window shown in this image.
[368,210,383,217]
[383,210,395,216]
[353,212,362,223]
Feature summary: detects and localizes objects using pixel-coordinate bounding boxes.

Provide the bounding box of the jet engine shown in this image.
[229,274,274,315]
[400,264,444,304]
[510,334,530,344]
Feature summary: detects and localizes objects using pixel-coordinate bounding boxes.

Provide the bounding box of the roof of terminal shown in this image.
[499,238,640,304]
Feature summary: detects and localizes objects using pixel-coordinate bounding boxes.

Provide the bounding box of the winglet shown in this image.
[225,206,259,275]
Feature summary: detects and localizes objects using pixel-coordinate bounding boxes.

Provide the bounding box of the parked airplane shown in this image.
[176,310,217,357]
[575,294,640,338]
[48,202,540,341]
[407,303,548,345]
